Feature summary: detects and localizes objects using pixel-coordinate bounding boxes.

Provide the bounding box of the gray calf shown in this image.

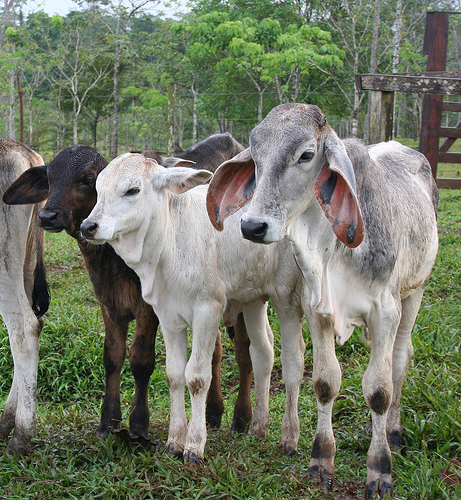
[207,103,438,498]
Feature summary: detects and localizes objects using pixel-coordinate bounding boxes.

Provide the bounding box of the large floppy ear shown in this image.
[206,148,255,231]
[2,166,50,205]
[161,157,196,168]
[156,167,212,195]
[315,128,364,248]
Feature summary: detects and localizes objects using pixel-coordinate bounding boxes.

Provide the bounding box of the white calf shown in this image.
[0,139,50,454]
[80,153,304,461]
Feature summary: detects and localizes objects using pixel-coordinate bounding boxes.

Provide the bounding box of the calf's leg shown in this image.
[97,308,129,439]
[230,313,253,434]
[128,302,158,439]
[306,312,341,491]
[387,288,423,451]
[206,329,225,429]
[242,302,274,439]
[163,326,188,457]
[0,289,42,455]
[363,294,401,500]
[275,300,305,455]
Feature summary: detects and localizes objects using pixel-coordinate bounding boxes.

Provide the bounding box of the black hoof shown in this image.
[365,480,392,499]
[206,414,222,429]
[111,428,151,445]
[279,442,297,457]
[306,465,333,491]
[167,444,183,459]
[184,450,201,464]
[231,418,249,435]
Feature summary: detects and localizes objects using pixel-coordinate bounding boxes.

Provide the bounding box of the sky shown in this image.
[23,0,190,19]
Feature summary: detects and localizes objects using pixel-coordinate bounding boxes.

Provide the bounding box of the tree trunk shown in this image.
[392,0,403,73]
[16,74,24,143]
[258,89,264,123]
[192,83,198,144]
[167,82,176,156]
[9,69,15,139]
[73,95,78,144]
[56,84,62,151]
[365,0,381,144]
[111,16,122,159]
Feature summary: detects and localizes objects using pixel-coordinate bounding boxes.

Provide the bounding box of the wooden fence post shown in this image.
[368,90,394,144]
[418,11,449,177]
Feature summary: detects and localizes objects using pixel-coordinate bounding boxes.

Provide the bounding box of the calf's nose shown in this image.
[80,220,99,239]
[241,219,268,243]
[39,209,58,227]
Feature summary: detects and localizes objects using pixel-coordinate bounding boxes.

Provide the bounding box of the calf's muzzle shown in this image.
[240,220,268,243]
[80,219,99,239]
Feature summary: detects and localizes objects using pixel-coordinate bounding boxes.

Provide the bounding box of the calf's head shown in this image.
[3,145,107,238]
[207,103,364,248]
[80,153,212,252]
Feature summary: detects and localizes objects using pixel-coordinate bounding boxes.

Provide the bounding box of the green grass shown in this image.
[0,191,460,499]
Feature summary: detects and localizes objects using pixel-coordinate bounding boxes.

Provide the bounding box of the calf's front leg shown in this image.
[97,308,129,439]
[163,326,188,457]
[183,310,222,462]
[306,312,341,491]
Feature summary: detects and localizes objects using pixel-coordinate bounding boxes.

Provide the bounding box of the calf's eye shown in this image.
[125,187,140,197]
[79,177,95,187]
[299,151,315,163]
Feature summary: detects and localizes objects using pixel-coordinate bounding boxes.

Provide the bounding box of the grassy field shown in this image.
[0,190,460,499]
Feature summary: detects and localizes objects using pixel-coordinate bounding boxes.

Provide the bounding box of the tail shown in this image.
[32,258,50,317]
[30,204,50,317]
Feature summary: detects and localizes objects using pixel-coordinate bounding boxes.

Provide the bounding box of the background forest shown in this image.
[1,0,461,162]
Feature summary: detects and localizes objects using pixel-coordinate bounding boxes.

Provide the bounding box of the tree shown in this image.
[175,13,343,123]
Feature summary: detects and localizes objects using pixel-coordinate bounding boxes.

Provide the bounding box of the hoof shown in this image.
[96,424,110,440]
[230,418,249,435]
[307,465,334,491]
[111,428,151,445]
[184,450,202,464]
[7,436,31,456]
[279,441,297,457]
[206,413,222,429]
[365,480,392,499]
[167,442,183,459]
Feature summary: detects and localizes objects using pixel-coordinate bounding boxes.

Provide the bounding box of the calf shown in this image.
[206,103,439,498]
[0,140,50,454]
[80,153,305,462]
[143,132,244,171]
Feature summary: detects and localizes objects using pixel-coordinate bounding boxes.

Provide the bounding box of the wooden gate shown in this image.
[356,11,461,188]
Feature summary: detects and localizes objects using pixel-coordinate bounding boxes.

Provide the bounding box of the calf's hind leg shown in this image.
[386,288,423,451]
[0,290,42,455]
[206,329,225,429]
[230,313,253,434]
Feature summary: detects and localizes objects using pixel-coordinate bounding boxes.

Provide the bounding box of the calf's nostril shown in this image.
[240,220,268,243]
[80,220,99,237]
[39,210,58,225]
